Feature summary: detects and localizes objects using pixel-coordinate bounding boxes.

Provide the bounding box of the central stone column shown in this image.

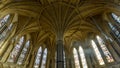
[56,40,64,68]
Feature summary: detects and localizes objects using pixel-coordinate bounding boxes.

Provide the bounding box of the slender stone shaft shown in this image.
[56,40,64,68]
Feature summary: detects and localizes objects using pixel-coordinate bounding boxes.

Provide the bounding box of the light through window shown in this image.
[7,36,24,63]
[17,41,30,65]
[96,36,114,62]
[41,48,47,68]
[73,48,80,68]
[108,23,120,39]
[0,23,13,48]
[111,13,120,24]
[0,14,10,28]
[79,46,88,68]
[34,47,42,68]
[0,14,12,41]
[91,40,105,65]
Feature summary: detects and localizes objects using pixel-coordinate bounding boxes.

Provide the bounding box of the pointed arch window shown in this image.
[79,46,88,68]
[108,23,120,39]
[41,48,48,68]
[17,40,30,65]
[7,36,24,63]
[96,36,114,62]
[0,14,10,28]
[0,14,13,41]
[111,13,120,24]
[34,47,42,68]
[73,48,80,68]
[91,40,105,65]
[0,23,13,48]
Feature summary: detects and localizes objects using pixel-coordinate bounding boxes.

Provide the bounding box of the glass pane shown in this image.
[108,23,113,29]
[34,47,42,68]
[73,48,80,68]
[0,23,13,41]
[17,41,30,65]
[112,13,120,24]
[79,46,88,68]
[0,14,10,28]
[7,36,24,63]
[41,48,47,68]
[108,23,120,37]
[96,36,114,62]
[91,40,105,65]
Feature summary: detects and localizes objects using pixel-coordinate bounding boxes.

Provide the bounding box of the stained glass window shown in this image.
[34,47,42,68]
[0,23,13,38]
[0,23,13,48]
[91,40,105,65]
[111,13,120,24]
[0,14,10,28]
[41,48,47,68]
[79,46,88,68]
[96,36,114,62]
[0,14,12,41]
[73,48,80,68]
[17,41,30,65]
[108,23,120,39]
[7,36,24,63]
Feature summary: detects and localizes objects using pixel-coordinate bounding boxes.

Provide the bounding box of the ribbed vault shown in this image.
[0,0,120,57]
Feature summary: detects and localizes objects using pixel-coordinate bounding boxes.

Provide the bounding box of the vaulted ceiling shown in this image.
[0,0,120,53]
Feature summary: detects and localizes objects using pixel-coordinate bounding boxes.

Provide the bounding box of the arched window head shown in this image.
[111,13,120,24]
[79,46,88,68]
[19,36,24,45]
[96,36,114,62]
[0,14,10,28]
[8,23,13,30]
[2,14,10,23]
[7,36,24,63]
[0,14,13,41]
[73,48,80,68]
[41,48,48,68]
[91,40,105,65]
[34,47,42,68]
[17,40,30,65]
